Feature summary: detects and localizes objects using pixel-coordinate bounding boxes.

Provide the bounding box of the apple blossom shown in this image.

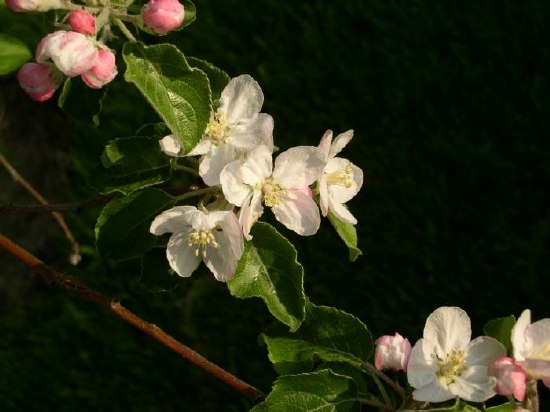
[220,145,324,239]
[16,63,62,102]
[150,206,243,282]
[317,129,363,224]
[159,134,182,157]
[142,0,185,34]
[81,48,117,89]
[511,309,550,388]
[488,356,526,401]
[407,306,506,403]
[36,30,98,77]
[67,10,96,35]
[374,332,412,372]
[187,75,274,186]
[6,0,61,12]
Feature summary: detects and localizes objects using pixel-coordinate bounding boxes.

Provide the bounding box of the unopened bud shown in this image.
[159,134,182,156]
[17,63,63,102]
[36,30,98,77]
[6,0,61,12]
[141,0,184,34]
[488,356,526,401]
[67,10,96,35]
[81,48,117,89]
[374,333,412,372]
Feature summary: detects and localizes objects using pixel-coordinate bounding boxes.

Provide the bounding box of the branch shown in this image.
[0,153,81,264]
[0,232,265,403]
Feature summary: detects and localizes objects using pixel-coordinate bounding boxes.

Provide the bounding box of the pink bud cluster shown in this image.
[488,356,527,401]
[6,0,61,12]
[374,333,412,372]
[141,0,185,34]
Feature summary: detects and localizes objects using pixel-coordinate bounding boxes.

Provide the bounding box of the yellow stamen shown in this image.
[436,349,466,386]
[187,229,219,258]
[262,179,283,207]
[205,112,228,145]
[326,164,354,188]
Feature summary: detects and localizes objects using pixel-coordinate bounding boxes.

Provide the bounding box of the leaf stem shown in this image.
[0,232,265,403]
[175,186,221,202]
[113,18,137,42]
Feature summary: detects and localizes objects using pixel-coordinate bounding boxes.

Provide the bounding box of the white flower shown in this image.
[317,129,363,224]
[374,332,412,372]
[159,134,182,157]
[150,206,243,282]
[220,144,325,239]
[511,309,550,388]
[407,306,506,403]
[187,74,274,186]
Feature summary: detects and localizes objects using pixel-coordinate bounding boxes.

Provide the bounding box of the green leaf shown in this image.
[180,0,196,29]
[262,302,373,375]
[58,77,106,124]
[187,56,230,101]
[227,222,306,331]
[0,33,31,75]
[485,403,514,412]
[252,369,359,412]
[123,42,211,153]
[327,211,362,262]
[483,315,516,355]
[95,189,175,260]
[91,136,171,195]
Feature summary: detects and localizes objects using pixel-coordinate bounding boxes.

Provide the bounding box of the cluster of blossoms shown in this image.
[151,74,363,281]
[9,0,185,101]
[374,306,550,409]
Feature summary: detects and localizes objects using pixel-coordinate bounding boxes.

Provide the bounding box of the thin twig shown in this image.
[363,361,407,401]
[0,196,114,213]
[0,232,265,403]
[0,153,81,265]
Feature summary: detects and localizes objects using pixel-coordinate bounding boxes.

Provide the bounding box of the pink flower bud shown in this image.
[488,356,527,401]
[374,332,412,372]
[67,10,96,35]
[141,0,184,34]
[6,0,61,12]
[16,63,63,102]
[81,48,117,89]
[36,30,98,77]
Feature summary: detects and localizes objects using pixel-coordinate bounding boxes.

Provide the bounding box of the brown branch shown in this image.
[0,232,265,403]
[0,196,114,213]
[0,153,81,264]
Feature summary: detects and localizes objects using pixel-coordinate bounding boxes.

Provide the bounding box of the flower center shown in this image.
[205,112,228,145]
[436,349,466,386]
[187,229,219,258]
[262,179,283,207]
[326,164,354,188]
[532,343,550,361]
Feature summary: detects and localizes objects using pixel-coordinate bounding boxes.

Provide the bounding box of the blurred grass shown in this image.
[1,0,549,410]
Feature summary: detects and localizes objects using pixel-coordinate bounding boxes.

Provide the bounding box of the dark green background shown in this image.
[1,1,548,410]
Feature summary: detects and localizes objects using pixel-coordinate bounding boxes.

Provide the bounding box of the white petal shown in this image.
[271,190,320,236]
[512,309,532,360]
[150,206,195,235]
[240,145,273,186]
[272,146,325,188]
[318,176,329,217]
[317,129,333,160]
[159,134,182,157]
[412,382,454,403]
[220,159,251,206]
[186,136,212,156]
[328,129,354,158]
[407,339,438,388]
[199,144,239,187]
[239,191,264,240]
[451,366,496,402]
[166,231,201,277]
[424,307,471,357]
[329,201,358,225]
[466,336,506,367]
[228,113,274,150]
[526,318,550,358]
[220,74,264,124]
[518,359,550,379]
[325,159,363,204]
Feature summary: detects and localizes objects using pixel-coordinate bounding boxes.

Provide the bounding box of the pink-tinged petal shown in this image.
[271,190,320,236]
[228,113,274,150]
[220,75,264,124]
[240,145,273,186]
[81,48,117,89]
[451,366,496,402]
[466,336,506,368]
[328,129,354,158]
[199,143,239,186]
[150,206,194,235]
[159,134,182,156]
[141,0,184,34]
[239,191,263,240]
[7,0,61,12]
[374,333,411,372]
[512,309,532,360]
[272,146,325,189]
[424,306,471,357]
[166,231,201,277]
[543,376,550,389]
[517,358,550,380]
[17,63,62,102]
[317,129,333,160]
[67,10,96,35]
[488,357,527,401]
[220,159,251,207]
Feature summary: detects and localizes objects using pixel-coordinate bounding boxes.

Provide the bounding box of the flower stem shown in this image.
[175,186,221,202]
[363,361,407,402]
[113,18,137,42]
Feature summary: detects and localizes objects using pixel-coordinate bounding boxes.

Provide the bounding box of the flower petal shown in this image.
[199,143,239,186]
[317,129,333,160]
[424,306,471,357]
[239,191,263,240]
[240,145,273,186]
[525,318,550,358]
[272,146,325,189]
[271,190,320,236]
[228,113,274,150]
[451,366,496,402]
[512,309,532,361]
[466,336,506,368]
[159,134,182,156]
[328,129,354,158]
[407,338,438,389]
[186,136,212,156]
[220,74,264,124]
[166,231,201,277]
[150,206,194,235]
[220,158,251,206]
